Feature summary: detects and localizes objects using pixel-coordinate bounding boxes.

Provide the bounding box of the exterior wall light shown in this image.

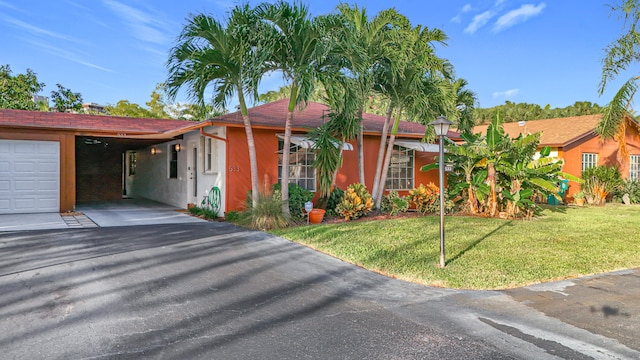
[175,143,181,152]
[151,147,157,155]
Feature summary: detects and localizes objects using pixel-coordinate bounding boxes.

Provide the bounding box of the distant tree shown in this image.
[0,64,45,110]
[104,100,152,118]
[50,83,83,112]
[473,101,603,125]
[146,88,170,118]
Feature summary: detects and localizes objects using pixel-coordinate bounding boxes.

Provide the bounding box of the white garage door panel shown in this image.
[0,140,60,214]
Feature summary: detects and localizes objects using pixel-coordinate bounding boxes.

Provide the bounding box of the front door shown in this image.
[188,141,198,205]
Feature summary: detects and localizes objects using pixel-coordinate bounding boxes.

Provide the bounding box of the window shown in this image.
[581,153,597,173]
[386,145,414,190]
[169,144,178,179]
[128,151,136,176]
[631,155,640,181]
[278,138,316,191]
[205,137,213,171]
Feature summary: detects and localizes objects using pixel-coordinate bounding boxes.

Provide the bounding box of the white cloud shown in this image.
[25,39,114,73]
[103,0,168,44]
[493,3,546,32]
[1,13,83,43]
[213,0,235,10]
[493,89,520,99]
[464,11,495,34]
[452,4,473,24]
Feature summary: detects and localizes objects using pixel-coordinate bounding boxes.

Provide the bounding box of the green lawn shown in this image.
[271,204,640,290]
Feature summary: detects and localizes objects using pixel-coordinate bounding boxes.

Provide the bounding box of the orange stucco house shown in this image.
[473,114,640,199]
[1,99,451,214]
[212,99,455,211]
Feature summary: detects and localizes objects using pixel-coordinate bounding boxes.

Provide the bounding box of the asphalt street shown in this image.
[0,222,637,359]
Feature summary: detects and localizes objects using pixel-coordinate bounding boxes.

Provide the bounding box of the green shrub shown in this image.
[335,183,372,220]
[188,206,218,220]
[225,210,240,222]
[614,179,640,204]
[381,191,409,216]
[326,187,344,216]
[408,183,440,214]
[582,165,623,205]
[272,183,313,221]
[239,192,288,230]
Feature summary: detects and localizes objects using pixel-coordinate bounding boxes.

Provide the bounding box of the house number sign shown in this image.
[229,166,240,172]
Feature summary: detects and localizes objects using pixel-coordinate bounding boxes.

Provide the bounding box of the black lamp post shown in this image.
[430,116,453,268]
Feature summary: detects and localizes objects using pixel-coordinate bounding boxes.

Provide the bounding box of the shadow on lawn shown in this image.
[446,221,513,266]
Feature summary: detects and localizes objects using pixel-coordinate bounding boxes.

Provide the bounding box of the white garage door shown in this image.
[0,140,60,214]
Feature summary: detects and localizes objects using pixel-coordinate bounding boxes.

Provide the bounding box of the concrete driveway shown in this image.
[0,199,206,231]
[0,223,638,359]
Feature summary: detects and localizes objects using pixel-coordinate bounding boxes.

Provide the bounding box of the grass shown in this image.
[270,204,640,290]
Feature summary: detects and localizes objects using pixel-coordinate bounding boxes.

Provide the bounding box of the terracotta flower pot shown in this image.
[309,209,326,224]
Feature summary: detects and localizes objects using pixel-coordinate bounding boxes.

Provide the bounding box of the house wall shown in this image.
[127,127,226,212]
[0,128,75,212]
[562,125,640,197]
[224,128,441,212]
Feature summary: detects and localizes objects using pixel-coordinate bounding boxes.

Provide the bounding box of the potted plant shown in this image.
[573,191,585,206]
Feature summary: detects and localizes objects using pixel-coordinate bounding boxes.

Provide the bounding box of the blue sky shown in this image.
[0,0,632,111]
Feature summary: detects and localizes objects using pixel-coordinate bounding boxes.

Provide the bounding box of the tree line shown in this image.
[0,64,222,120]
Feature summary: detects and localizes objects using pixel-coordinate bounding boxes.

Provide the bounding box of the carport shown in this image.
[0,109,211,214]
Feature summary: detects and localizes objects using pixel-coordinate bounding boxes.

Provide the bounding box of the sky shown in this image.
[0,0,634,112]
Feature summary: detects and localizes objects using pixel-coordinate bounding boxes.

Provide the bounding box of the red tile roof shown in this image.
[0,109,208,139]
[212,99,457,139]
[472,114,603,147]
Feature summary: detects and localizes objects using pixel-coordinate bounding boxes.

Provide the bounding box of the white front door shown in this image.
[0,140,60,214]
[188,140,199,205]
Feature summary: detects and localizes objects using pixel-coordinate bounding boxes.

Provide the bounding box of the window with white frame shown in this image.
[581,153,597,173]
[204,137,215,172]
[631,155,640,180]
[386,145,414,190]
[278,138,316,191]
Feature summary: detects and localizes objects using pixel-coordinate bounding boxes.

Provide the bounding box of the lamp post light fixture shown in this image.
[430,116,453,268]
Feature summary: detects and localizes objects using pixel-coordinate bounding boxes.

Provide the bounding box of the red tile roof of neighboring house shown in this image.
[472,114,604,147]
[212,99,458,139]
[0,109,208,139]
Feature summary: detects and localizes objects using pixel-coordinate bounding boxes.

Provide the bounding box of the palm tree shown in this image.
[599,0,640,159]
[166,5,267,208]
[335,5,405,186]
[256,1,335,218]
[372,24,451,208]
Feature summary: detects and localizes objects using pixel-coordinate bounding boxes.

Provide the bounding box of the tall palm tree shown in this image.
[256,1,334,218]
[335,5,405,186]
[599,0,640,159]
[372,24,451,208]
[166,5,267,208]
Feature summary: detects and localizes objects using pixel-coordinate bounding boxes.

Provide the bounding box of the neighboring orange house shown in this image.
[0,100,453,214]
[473,114,640,198]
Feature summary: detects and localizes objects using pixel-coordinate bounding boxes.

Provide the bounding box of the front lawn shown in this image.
[271,204,640,290]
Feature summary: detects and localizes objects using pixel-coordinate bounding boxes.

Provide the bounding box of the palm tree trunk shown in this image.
[281,93,298,220]
[238,92,259,208]
[371,100,393,203]
[374,106,400,209]
[357,108,365,185]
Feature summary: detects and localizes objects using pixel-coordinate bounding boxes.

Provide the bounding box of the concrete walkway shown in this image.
[0,198,206,231]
